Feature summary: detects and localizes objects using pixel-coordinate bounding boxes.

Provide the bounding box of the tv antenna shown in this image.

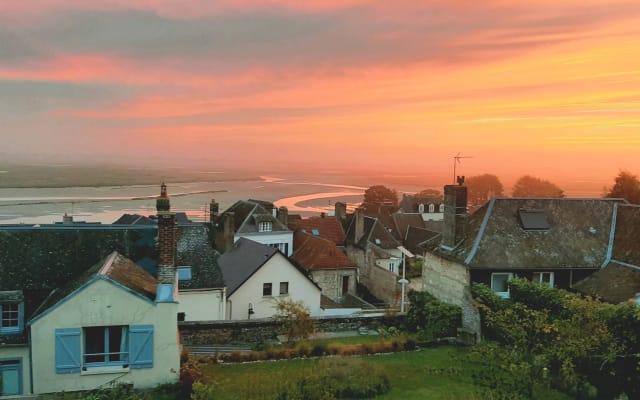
[452,153,473,184]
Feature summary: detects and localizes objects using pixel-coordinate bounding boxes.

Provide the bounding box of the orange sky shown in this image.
[1,0,639,192]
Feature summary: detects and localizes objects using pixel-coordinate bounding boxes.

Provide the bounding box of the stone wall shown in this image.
[179,314,404,345]
[310,269,357,302]
[422,253,480,335]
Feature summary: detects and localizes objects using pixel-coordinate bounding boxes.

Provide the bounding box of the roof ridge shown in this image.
[465,198,496,265]
[99,251,119,276]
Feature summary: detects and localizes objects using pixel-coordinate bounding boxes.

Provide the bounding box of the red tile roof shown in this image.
[288,217,346,245]
[292,231,356,270]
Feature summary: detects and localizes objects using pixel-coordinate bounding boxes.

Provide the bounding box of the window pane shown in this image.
[108,326,123,362]
[263,283,272,296]
[84,327,105,363]
[491,274,510,292]
[280,282,289,295]
[1,304,19,327]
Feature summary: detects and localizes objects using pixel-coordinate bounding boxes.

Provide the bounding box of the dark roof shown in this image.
[292,231,356,271]
[610,204,640,266]
[361,217,401,250]
[31,252,158,321]
[221,200,289,234]
[573,261,640,303]
[391,213,426,240]
[217,238,278,296]
[399,194,443,213]
[176,224,223,290]
[288,217,346,245]
[435,198,624,270]
[404,226,440,255]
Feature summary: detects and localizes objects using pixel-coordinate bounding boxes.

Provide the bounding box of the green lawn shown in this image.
[200,346,571,400]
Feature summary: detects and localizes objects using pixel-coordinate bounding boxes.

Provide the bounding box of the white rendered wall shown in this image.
[235,231,294,256]
[0,345,31,395]
[179,289,225,321]
[30,279,180,394]
[227,253,321,320]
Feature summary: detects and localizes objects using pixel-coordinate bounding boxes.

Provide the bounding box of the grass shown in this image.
[199,345,572,400]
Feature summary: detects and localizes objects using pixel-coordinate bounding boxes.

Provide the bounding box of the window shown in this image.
[311,229,320,236]
[279,282,289,295]
[55,325,154,374]
[263,283,273,296]
[0,359,22,396]
[177,266,192,281]
[518,209,550,230]
[491,273,513,298]
[418,204,425,213]
[84,326,129,366]
[0,303,21,334]
[269,242,289,254]
[388,263,395,272]
[532,272,554,287]
[439,204,445,213]
[428,204,435,213]
[258,221,272,232]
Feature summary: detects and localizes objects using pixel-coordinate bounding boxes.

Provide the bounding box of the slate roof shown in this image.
[288,217,346,245]
[572,261,640,304]
[176,224,224,290]
[399,194,443,213]
[360,216,401,250]
[113,214,155,225]
[221,200,289,234]
[392,213,426,240]
[404,226,440,255]
[217,238,278,296]
[292,231,356,271]
[573,204,640,303]
[433,198,625,270]
[31,252,158,321]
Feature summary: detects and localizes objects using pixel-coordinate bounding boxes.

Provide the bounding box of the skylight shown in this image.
[311,229,320,236]
[518,209,550,230]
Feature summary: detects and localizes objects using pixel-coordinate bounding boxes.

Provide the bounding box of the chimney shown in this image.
[277,206,288,226]
[441,177,467,250]
[209,199,219,224]
[335,202,347,220]
[354,207,365,243]
[156,183,176,302]
[223,212,235,251]
[62,213,73,224]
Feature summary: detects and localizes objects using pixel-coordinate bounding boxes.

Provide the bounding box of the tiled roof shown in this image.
[573,261,640,304]
[438,198,624,269]
[288,217,346,245]
[292,231,356,271]
[399,194,443,213]
[31,252,158,321]
[610,204,640,266]
[177,224,224,290]
[362,217,401,250]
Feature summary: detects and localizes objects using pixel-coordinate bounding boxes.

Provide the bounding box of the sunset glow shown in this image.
[1,1,640,191]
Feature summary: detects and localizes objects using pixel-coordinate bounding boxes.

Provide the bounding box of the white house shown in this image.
[28,252,180,394]
[215,200,293,256]
[219,238,322,320]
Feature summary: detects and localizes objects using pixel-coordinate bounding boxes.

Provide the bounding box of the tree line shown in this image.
[362,170,640,207]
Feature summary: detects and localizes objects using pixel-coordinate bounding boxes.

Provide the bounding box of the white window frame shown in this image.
[491,272,513,299]
[428,204,435,213]
[258,221,273,232]
[532,272,554,287]
[83,325,129,367]
[0,303,21,334]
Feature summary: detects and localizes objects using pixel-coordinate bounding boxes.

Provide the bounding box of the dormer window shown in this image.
[518,209,550,231]
[0,291,24,334]
[418,204,425,213]
[428,204,435,213]
[258,221,273,232]
[439,204,445,213]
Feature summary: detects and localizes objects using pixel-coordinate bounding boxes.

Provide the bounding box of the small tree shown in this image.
[363,185,399,207]
[605,170,640,204]
[466,174,504,205]
[273,298,314,342]
[512,175,564,198]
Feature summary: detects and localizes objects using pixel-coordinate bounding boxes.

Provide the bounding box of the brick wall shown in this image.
[179,314,404,345]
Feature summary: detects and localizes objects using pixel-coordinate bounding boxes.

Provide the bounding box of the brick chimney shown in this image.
[223,212,235,251]
[441,177,467,250]
[277,206,288,226]
[156,183,176,302]
[335,202,347,220]
[209,198,219,225]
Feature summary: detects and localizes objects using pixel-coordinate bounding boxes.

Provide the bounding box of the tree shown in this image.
[605,170,640,204]
[466,174,504,205]
[273,298,314,342]
[512,175,564,198]
[414,188,442,198]
[362,185,398,207]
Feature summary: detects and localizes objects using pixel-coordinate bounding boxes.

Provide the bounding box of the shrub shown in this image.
[311,342,328,357]
[273,298,314,342]
[180,350,203,396]
[407,291,462,339]
[471,283,510,311]
[191,381,216,400]
[508,278,568,318]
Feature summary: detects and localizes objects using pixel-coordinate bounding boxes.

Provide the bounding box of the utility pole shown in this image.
[453,153,473,184]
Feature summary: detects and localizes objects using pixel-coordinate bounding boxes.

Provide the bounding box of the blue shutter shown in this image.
[55,328,81,374]
[129,325,153,369]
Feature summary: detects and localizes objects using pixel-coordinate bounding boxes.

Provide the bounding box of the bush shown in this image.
[471,283,510,311]
[180,350,203,396]
[508,278,568,318]
[406,291,462,339]
[191,382,216,400]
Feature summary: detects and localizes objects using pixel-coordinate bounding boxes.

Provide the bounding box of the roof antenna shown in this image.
[453,153,473,184]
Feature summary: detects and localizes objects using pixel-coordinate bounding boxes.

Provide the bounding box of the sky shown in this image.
[1,1,640,190]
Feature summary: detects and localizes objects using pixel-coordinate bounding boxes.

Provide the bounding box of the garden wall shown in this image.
[179,314,404,345]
